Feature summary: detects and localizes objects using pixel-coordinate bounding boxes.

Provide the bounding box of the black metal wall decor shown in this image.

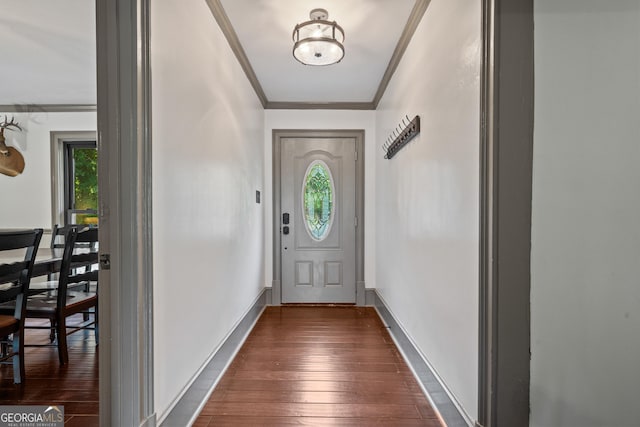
[383,115,421,159]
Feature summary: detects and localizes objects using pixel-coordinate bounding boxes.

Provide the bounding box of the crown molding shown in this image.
[266,101,375,111]
[208,0,430,110]
[6,3,431,115]
[205,0,268,108]
[0,104,97,113]
[372,0,431,108]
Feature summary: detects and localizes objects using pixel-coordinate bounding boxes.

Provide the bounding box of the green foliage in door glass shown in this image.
[303,163,333,240]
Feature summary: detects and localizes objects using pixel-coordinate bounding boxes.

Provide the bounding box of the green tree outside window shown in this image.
[72,147,98,225]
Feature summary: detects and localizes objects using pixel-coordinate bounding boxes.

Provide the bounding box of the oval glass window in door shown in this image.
[302,160,335,241]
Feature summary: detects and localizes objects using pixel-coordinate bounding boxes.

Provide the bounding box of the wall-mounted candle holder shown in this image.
[382,115,420,159]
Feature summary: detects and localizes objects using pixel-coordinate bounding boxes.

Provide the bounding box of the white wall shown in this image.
[531,2,640,426]
[151,0,264,420]
[0,111,96,230]
[374,0,480,422]
[263,110,377,290]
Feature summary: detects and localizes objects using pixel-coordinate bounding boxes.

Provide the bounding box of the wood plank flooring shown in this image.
[0,307,444,426]
[195,306,444,426]
[0,315,99,426]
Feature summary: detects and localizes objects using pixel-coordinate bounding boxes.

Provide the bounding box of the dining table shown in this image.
[0,229,98,307]
[0,247,65,279]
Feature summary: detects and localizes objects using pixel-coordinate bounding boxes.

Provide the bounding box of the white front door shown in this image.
[280,136,357,303]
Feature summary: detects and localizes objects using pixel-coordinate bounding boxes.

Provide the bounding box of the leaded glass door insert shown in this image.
[302,160,335,241]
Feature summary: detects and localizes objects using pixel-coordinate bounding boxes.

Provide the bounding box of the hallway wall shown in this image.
[151,0,264,421]
[263,110,377,292]
[375,0,481,422]
[0,111,96,230]
[531,2,640,426]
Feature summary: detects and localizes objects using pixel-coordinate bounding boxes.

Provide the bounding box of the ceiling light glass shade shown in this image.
[292,9,345,66]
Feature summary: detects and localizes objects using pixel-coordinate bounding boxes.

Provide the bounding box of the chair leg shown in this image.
[49,319,56,343]
[94,305,99,345]
[0,335,8,357]
[56,317,68,365]
[83,282,91,321]
[12,330,25,384]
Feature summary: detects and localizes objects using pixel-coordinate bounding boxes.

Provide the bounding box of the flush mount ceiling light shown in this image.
[292,8,345,66]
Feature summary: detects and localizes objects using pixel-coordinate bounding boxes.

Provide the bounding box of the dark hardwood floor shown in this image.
[1,307,444,426]
[0,315,98,426]
[195,306,444,426]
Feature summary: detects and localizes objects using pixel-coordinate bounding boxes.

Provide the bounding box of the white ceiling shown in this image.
[0,0,417,106]
[219,0,415,103]
[0,0,96,105]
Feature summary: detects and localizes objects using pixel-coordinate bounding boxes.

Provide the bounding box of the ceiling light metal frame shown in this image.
[292,8,345,66]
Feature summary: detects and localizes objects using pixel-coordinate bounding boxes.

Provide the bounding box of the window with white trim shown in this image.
[63,141,98,225]
[50,131,98,228]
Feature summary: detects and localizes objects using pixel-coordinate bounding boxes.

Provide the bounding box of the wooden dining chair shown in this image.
[0,228,43,383]
[27,227,99,365]
[50,224,96,250]
[37,225,96,341]
[50,224,67,249]
[48,224,94,279]
[1,227,98,365]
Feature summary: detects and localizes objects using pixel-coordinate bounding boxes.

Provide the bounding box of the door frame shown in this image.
[96,0,155,425]
[272,130,365,305]
[477,0,534,426]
